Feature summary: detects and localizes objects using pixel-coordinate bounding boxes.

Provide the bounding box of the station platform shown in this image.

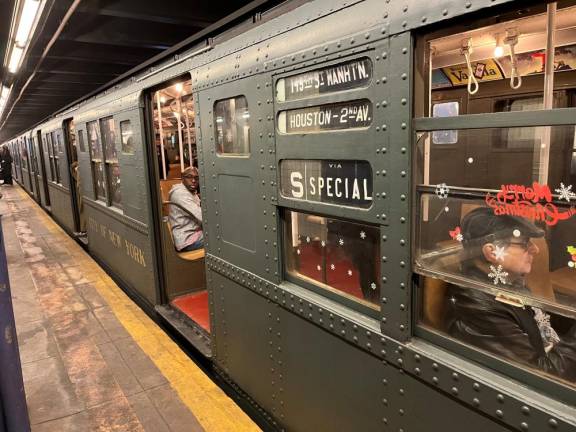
[0,185,261,432]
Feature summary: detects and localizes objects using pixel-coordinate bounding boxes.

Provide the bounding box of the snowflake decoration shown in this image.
[555,183,576,202]
[321,240,326,247]
[306,236,311,243]
[493,245,507,262]
[360,231,366,239]
[488,265,508,285]
[435,183,449,199]
[370,282,377,291]
[338,238,344,246]
[347,270,353,276]
[330,264,335,271]
[316,265,321,271]
[296,249,301,255]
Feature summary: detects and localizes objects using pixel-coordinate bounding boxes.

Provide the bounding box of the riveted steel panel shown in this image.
[198,75,280,283]
[380,32,412,342]
[275,304,386,431]
[210,270,274,414]
[47,183,75,233]
[85,201,155,304]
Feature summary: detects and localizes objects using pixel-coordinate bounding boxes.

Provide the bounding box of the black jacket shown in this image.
[446,267,576,382]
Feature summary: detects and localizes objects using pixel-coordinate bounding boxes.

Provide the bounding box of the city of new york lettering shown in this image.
[485,182,576,226]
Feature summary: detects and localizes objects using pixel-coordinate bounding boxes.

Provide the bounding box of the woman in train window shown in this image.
[446,207,576,382]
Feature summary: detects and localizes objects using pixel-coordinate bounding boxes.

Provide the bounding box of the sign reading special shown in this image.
[278,99,372,134]
[276,58,373,101]
[280,159,373,208]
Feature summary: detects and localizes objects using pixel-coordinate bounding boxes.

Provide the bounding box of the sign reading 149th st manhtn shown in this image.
[280,160,373,208]
[276,58,373,101]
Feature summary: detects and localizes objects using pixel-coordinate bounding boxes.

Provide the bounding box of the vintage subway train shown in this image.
[4,0,576,430]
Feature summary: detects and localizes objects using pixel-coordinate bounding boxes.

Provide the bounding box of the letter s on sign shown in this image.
[290,171,304,198]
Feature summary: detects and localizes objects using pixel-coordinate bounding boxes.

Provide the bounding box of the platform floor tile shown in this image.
[1,185,260,432]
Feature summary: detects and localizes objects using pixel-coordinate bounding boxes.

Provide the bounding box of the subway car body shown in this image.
[4,0,576,430]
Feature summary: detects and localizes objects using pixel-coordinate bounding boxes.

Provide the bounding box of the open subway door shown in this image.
[147,75,211,356]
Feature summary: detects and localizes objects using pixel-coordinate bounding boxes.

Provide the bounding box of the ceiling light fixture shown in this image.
[15,0,41,45]
[493,33,504,58]
[8,46,24,73]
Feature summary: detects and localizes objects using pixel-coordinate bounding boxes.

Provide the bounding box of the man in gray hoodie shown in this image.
[169,167,203,252]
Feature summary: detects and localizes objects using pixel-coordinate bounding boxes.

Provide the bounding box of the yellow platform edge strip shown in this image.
[23,188,260,432]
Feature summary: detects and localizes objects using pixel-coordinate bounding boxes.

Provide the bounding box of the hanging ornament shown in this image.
[567,246,576,268]
[435,183,449,199]
[449,226,463,242]
[488,264,508,285]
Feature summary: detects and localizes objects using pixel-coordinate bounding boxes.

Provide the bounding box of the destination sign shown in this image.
[276,58,372,101]
[278,99,372,134]
[280,159,373,208]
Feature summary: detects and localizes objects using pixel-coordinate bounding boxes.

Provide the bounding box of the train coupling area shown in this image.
[0,185,261,432]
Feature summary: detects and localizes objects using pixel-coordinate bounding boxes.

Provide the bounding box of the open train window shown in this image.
[87,120,106,201]
[214,96,250,155]
[414,2,576,396]
[100,117,121,208]
[283,209,380,313]
[120,121,134,155]
[78,129,86,153]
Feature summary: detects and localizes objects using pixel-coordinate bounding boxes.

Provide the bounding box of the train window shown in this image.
[78,130,86,153]
[283,210,380,308]
[214,96,250,155]
[426,4,576,116]
[44,135,54,181]
[87,120,106,201]
[415,2,576,394]
[432,101,458,144]
[100,117,121,208]
[120,121,134,155]
[151,79,196,179]
[51,131,60,184]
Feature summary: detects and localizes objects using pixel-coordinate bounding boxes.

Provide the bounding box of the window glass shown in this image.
[416,194,576,389]
[100,117,117,161]
[432,101,459,144]
[87,121,102,160]
[120,120,134,155]
[427,5,576,116]
[107,163,121,207]
[284,210,380,308]
[417,126,576,191]
[93,162,106,200]
[20,141,28,169]
[78,130,86,153]
[214,96,250,155]
[51,131,60,183]
[152,79,196,179]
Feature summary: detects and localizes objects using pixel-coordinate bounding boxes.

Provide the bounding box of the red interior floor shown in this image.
[171,291,210,332]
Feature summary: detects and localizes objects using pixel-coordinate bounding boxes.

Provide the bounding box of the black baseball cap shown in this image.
[461,207,544,247]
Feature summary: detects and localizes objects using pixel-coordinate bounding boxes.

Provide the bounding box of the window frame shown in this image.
[281,207,382,319]
[213,95,251,157]
[87,119,106,202]
[99,116,122,209]
[412,21,576,402]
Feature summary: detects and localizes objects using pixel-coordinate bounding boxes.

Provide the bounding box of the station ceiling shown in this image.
[0,0,266,142]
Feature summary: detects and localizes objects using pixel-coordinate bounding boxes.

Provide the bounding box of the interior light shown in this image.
[15,0,41,46]
[160,95,166,103]
[175,83,183,93]
[8,45,24,73]
[493,33,504,58]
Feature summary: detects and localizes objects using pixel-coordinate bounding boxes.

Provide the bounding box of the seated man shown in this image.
[447,207,576,382]
[169,167,203,252]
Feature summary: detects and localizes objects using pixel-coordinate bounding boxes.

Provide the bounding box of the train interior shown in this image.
[416,2,576,388]
[149,77,210,345]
